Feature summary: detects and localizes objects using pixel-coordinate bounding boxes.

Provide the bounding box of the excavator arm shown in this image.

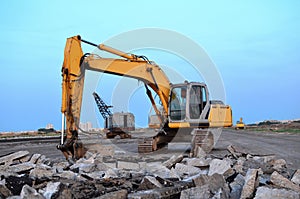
[84,56,170,112]
[57,35,171,160]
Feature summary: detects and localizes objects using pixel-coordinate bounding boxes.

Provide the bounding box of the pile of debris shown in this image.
[0,145,299,199]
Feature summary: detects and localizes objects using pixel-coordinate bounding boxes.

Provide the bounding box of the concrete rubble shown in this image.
[240,169,259,199]
[254,187,300,199]
[0,146,299,199]
[292,169,300,185]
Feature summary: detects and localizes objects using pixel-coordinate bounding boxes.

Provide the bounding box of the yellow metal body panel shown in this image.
[208,104,232,127]
[168,122,191,128]
[236,123,245,128]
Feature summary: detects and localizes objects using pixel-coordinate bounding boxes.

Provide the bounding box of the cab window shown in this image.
[169,86,187,120]
[189,85,201,119]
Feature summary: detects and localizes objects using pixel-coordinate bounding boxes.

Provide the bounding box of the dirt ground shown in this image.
[0,129,299,170]
[212,129,300,169]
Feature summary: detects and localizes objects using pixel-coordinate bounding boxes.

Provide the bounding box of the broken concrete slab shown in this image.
[223,168,235,179]
[242,157,274,175]
[68,181,101,198]
[228,145,248,156]
[292,169,300,185]
[208,159,232,176]
[103,162,117,169]
[138,162,147,170]
[42,182,61,199]
[193,173,230,196]
[183,157,211,168]
[120,181,133,192]
[6,196,21,199]
[270,171,300,192]
[83,151,95,159]
[0,179,12,198]
[0,151,30,166]
[254,186,300,199]
[240,169,259,199]
[55,170,79,181]
[82,171,105,180]
[268,158,287,172]
[174,163,203,177]
[94,154,104,164]
[127,189,160,199]
[19,154,31,163]
[103,168,118,179]
[138,176,163,190]
[117,169,134,179]
[128,181,193,199]
[233,157,245,174]
[76,156,95,164]
[29,154,42,164]
[96,162,113,171]
[29,164,53,179]
[180,184,212,199]
[258,174,270,186]
[52,161,70,173]
[117,161,139,170]
[155,176,175,187]
[70,162,96,173]
[0,167,17,179]
[20,184,44,199]
[227,145,240,159]
[8,162,35,174]
[213,188,231,199]
[162,155,184,169]
[229,174,245,199]
[36,155,46,164]
[146,163,179,179]
[253,155,276,163]
[97,189,127,199]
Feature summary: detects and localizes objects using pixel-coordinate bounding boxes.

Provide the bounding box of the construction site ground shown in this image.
[0,129,299,170]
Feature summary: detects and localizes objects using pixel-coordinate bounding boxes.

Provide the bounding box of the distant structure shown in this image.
[46,123,54,129]
[92,92,135,131]
[92,92,134,138]
[109,112,135,131]
[79,122,93,132]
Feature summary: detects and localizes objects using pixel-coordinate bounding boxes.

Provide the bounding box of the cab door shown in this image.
[188,84,210,126]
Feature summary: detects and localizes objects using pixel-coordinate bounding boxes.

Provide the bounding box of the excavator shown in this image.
[57,35,232,160]
[235,117,246,130]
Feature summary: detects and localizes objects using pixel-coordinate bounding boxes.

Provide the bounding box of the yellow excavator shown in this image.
[235,117,245,129]
[57,35,232,160]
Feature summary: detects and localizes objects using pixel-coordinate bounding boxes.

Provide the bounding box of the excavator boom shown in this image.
[58,35,171,160]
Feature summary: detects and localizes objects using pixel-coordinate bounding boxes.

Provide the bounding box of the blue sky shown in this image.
[0,1,299,131]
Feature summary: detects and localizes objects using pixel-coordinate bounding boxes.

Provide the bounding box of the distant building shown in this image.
[107,112,135,131]
[86,122,92,131]
[79,122,93,132]
[46,123,54,129]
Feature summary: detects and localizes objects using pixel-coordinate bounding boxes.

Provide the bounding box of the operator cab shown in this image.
[168,82,210,128]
